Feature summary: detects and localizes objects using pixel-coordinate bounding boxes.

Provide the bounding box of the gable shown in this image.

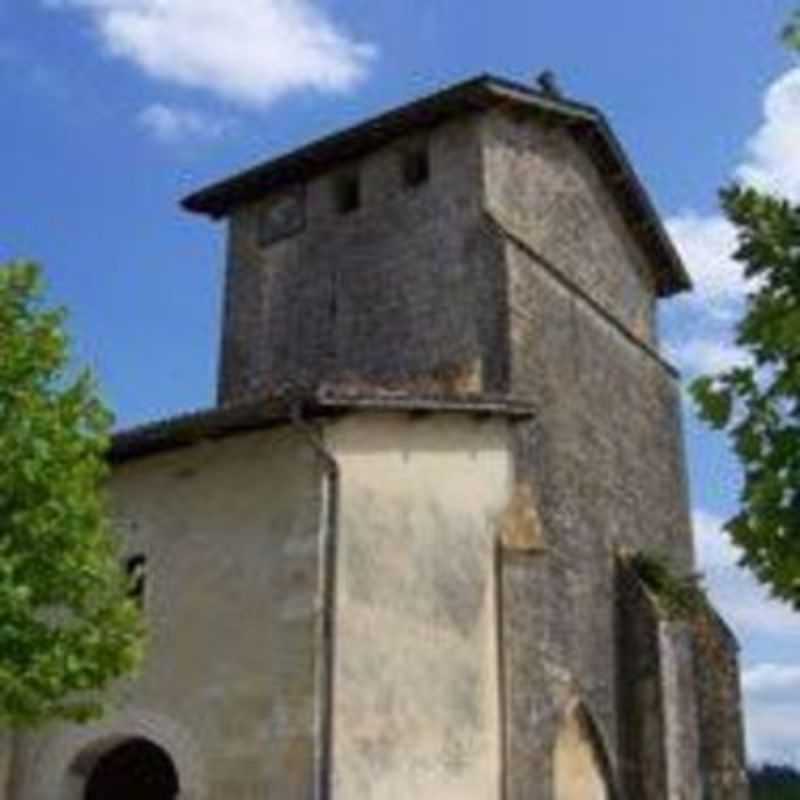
[483,107,662,344]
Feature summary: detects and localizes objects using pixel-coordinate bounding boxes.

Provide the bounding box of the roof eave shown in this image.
[180,75,601,219]
[110,392,537,464]
[180,73,692,296]
[181,75,499,219]
[583,114,692,296]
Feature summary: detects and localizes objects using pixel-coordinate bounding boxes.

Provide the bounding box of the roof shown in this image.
[110,391,536,464]
[182,73,690,296]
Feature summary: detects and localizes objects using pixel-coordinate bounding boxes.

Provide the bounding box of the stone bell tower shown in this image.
[179,73,749,799]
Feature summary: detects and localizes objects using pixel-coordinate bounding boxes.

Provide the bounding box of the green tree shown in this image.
[749,763,800,799]
[691,14,800,608]
[691,188,800,608]
[782,9,800,49]
[0,260,143,727]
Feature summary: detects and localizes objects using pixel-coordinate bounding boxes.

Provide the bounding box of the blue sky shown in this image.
[2,0,800,767]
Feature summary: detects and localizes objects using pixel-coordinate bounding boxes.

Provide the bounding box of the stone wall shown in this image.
[496,242,694,797]
[0,734,12,800]
[484,108,695,798]
[659,621,702,799]
[12,427,325,800]
[482,108,659,345]
[220,114,508,404]
[616,561,713,800]
[692,610,750,799]
[616,563,669,798]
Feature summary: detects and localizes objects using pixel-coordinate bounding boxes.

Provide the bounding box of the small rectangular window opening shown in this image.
[335,173,361,214]
[403,147,430,189]
[125,554,147,607]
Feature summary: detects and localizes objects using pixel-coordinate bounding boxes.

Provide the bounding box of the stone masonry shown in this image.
[189,74,749,799]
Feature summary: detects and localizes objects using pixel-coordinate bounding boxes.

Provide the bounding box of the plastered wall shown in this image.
[12,427,325,800]
[327,413,513,800]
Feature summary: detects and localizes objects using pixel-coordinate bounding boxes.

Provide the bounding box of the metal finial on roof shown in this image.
[536,70,562,98]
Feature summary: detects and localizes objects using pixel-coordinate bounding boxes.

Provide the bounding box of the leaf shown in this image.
[696,167,800,608]
[690,377,733,428]
[782,10,800,50]
[0,260,143,728]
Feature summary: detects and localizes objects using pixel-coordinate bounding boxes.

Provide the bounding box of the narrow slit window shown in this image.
[334,173,361,214]
[403,147,430,189]
[125,554,147,607]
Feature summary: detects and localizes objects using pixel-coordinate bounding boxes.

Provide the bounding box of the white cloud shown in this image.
[137,103,233,142]
[694,509,800,640]
[693,509,740,571]
[694,510,800,765]
[736,68,800,203]
[744,664,800,765]
[666,68,800,311]
[47,0,376,107]
[665,69,800,371]
[744,663,800,696]
[666,213,743,313]
[666,335,748,376]
[746,701,800,765]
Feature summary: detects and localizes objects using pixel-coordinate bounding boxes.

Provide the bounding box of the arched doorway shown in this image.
[84,738,179,800]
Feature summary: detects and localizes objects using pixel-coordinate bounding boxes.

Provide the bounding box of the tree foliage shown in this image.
[0,261,143,727]
[749,763,800,799]
[782,9,800,50]
[691,14,800,609]
[691,187,800,608]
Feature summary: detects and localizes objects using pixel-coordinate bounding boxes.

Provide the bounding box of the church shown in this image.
[6,74,749,799]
